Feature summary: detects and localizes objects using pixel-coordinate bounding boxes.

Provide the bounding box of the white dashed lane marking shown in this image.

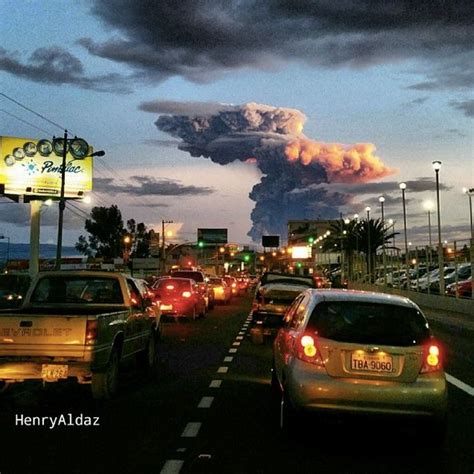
[224,356,233,362]
[229,348,237,353]
[446,373,474,396]
[198,396,215,408]
[181,422,201,438]
[161,460,184,474]
[217,366,229,373]
[236,336,244,340]
[209,380,222,388]
[232,342,241,347]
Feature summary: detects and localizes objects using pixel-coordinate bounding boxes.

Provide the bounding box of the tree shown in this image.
[321,218,397,277]
[126,219,152,258]
[75,205,125,258]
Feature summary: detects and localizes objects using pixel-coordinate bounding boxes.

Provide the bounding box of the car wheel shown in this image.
[91,347,120,400]
[137,331,159,376]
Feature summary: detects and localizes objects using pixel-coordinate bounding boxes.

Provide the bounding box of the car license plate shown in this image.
[160,304,173,310]
[41,364,68,381]
[350,352,393,373]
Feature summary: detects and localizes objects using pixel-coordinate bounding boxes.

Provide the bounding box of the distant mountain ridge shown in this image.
[0,243,80,260]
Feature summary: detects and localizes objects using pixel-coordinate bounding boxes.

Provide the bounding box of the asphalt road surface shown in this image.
[0,293,473,474]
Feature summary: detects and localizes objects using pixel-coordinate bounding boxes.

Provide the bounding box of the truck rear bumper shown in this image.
[0,361,92,384]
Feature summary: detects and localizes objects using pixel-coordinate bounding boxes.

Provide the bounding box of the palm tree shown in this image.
[321,218,397,279]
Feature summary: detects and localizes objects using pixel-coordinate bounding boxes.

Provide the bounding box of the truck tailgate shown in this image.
[0,315,87,358]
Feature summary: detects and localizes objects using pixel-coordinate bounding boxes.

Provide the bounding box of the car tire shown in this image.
[137,330,159,376]
[91,347,120,400]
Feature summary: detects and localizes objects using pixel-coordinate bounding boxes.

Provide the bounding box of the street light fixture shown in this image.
[365,206,371,282]
[432,161,444,294]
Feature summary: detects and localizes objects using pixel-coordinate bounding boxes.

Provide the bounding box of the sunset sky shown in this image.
[0,0,472,248]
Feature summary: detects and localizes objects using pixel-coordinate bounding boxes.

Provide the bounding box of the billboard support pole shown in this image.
[30,200,41,277]
[55,129,68,271]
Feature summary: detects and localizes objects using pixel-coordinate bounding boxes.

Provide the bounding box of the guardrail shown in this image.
[348,282,474,317]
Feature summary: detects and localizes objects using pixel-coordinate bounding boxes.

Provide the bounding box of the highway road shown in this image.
[0,293,473,474]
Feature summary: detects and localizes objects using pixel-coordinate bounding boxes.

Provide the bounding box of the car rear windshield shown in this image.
[307,302,431,346]
[155,279,191,292]
[170,272,204,282]
[30,276,124,305]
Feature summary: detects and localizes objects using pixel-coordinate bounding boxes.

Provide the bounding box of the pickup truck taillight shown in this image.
[85,320,98,345]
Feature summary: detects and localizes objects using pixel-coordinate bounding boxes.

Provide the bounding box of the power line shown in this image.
[0,92,68,133]
[0,109,54,136]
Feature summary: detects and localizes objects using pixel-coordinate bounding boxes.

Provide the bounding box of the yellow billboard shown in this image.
[0,136,93,198]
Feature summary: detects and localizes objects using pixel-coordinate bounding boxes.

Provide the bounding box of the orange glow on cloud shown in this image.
[284,139,396,183]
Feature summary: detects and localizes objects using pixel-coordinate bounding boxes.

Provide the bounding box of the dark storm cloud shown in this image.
[139,100,236,115]
[143,139,181,148]
[0,46,131,93]
[81,0,473,88]
[449,99,474,118]
[94,176,214,196]
[332,177,451,195]
[404,97,429,107]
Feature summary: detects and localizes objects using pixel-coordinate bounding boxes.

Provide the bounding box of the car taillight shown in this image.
[182,291,192,298]
[85,320,98,345]
[295,333,324,367]
[231,283,237,288]
[420,343,442,373]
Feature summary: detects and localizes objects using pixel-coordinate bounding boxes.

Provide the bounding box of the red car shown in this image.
[223,276,239,297]
[151,278,206,321]
[445,278,472,298]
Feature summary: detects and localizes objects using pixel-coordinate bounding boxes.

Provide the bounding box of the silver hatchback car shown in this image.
[272,290,447,435]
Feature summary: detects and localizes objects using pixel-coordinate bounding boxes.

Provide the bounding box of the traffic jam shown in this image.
[0,261,472,474]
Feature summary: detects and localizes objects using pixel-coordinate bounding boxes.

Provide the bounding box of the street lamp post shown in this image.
[423,200,434,267]
[432,161,444,294]
[379,196,387,285]
[462,187,474,240]
[399,183,409,271]
[353,214,360,279]
[365,206,371,282]
[462,187,473,299]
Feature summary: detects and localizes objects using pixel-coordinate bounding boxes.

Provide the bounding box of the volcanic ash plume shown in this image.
[154,102,395,240]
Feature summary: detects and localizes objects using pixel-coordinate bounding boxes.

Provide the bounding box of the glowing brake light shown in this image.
[231,283,237,288]
[85,320,98,345]
[421,343,442,373]
[182,291,192,298]
[300,335,317,357]
[295,333,324,366]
